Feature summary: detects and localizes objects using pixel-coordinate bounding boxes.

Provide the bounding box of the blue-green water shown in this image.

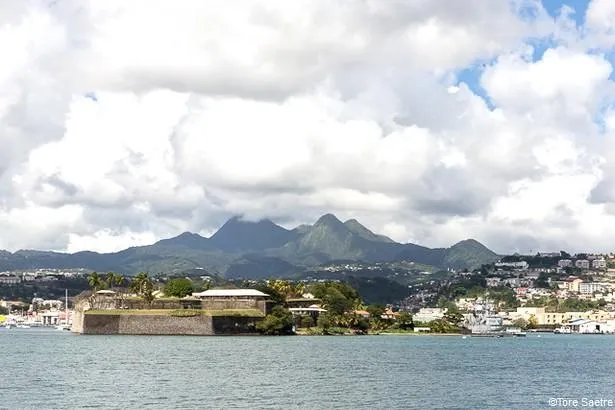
[1,329,615,409]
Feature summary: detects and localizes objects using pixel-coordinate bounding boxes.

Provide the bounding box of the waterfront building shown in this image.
[567,319,603,334]
[513,307,611,326]
[413,307,445,323]
[288,304,327,321]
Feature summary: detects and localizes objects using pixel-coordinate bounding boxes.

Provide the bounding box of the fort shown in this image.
[72,289,269,336]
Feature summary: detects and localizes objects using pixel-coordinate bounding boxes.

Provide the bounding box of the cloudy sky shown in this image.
[3,0,615,254]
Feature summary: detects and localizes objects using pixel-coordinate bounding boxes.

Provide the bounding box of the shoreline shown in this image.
[378,332,462,337]
[294,330,463,337]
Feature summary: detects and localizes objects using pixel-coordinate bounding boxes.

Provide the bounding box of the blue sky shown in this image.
[541,0,590,25]
[455,0,597,110]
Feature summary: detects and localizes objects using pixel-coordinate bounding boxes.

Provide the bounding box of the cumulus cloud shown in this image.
[1,0,615,254]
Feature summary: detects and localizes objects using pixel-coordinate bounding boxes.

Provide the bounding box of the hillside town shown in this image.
[4,251,615,334]
[406,252,615,334]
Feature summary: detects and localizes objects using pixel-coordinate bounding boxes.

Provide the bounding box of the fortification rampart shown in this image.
[72,311,262,336]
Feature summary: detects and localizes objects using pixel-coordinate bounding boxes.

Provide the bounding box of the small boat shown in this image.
[16,324,31,329]
[554,326,571,334]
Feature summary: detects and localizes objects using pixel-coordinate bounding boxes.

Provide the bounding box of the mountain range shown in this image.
[0,214,499,278]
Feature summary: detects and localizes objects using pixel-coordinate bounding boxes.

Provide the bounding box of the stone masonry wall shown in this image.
[76,313,263,335]
[200,299,266,313]
[71,309,85,333]
[80,314,121,334]
[118,315,214,335]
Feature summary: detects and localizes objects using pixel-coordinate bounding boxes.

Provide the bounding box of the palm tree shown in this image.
[87,272,105,309]
[130,272,155,304]
[105,272,125,290]
[88,272,104,291]
[104,272,126,307]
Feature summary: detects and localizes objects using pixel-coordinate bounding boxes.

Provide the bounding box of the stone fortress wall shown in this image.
[71,293,265,335]
[72,311,261,335]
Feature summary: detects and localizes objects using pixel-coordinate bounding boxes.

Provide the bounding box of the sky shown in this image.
[3,0,615,255]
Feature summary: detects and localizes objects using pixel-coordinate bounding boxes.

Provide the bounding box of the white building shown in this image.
[592,259,607,269]
[575,260,590,269]
[495,261,529,270]
[0,274,20,285]
[568,319,604,334]
[413,308,445,323]
[579,282,606,295]
[503,278,521,287]
[558,259,573,268]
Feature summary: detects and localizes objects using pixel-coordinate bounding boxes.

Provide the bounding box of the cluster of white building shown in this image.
[412,305,615,334]
[557,258,607,269]
[0,269,88,285]
[1,298,71,326]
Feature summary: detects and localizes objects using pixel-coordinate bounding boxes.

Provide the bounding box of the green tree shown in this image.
[512,318,529,329]
[317,313,333,333]
[300,316,314,329]
[430,318,457,333]
[88,272,105,291]
[527,314,538,329]
[325,289,353,316]
[164,278,194,298]
[256,306,295,335]
[352,316,370,334]
[105,272,117,289]
[366,304,385,319]
[252,283,285,307]
[396,312,414,330]
[130,272,155,304]
[309,282,362,310]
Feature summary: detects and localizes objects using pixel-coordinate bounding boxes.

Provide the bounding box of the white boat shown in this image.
[467,301,508,337]
[16,324,31,329]
[56,289,71,331]
[554,326,571,334]
[506,327,527,337]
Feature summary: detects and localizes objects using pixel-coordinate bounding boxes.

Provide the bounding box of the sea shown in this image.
[1,329,614,410]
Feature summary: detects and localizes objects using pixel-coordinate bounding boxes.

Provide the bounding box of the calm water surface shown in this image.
[1,329,614,409]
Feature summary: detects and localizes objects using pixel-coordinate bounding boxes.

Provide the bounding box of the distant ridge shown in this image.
[208,216,297,252]
[344,218,395,243]
[0,214,499,277]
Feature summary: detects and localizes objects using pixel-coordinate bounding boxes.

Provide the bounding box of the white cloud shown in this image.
[1,0,615,255]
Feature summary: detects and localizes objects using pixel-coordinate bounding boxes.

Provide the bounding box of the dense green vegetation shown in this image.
[256,306,294,335]
[129,272,155,304]
[163,278,194,298]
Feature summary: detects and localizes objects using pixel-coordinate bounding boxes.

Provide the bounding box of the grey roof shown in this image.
[192,289,269,298]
